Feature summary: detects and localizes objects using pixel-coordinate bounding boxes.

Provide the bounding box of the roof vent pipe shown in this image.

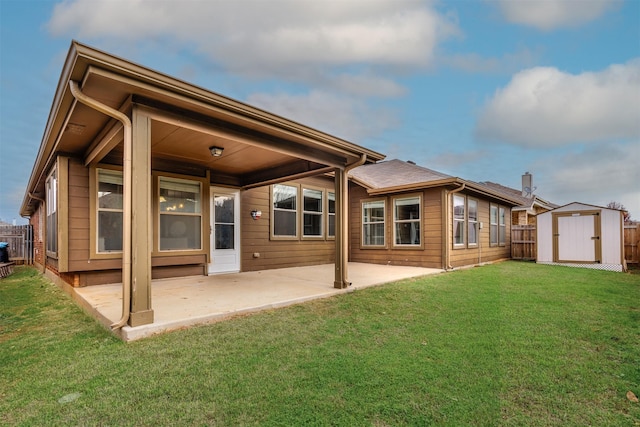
[69,80,132,330]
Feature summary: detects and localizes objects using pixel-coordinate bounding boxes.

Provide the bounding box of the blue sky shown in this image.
[1,0,638,224]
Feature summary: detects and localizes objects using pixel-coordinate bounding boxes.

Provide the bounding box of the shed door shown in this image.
[553,211,601,263]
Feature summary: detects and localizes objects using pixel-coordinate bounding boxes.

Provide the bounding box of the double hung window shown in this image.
[468,199,478,246]
[273,184,298,237]
[327,192,336,238]
[159,177,202,251]
[45,167,58,255]
[303,188,323,237]
[453,195,465,246]
[362,200,385,246]
[394,197,420,246]
[97,169,123,252]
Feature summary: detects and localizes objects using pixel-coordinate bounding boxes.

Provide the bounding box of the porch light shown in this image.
[209,146,224,157]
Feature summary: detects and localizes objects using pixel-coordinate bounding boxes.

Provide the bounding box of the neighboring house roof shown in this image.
[479,181,557,213]
[349,159,520,206]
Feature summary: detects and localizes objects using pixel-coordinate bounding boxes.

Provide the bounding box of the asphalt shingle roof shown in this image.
[349,159,452,189]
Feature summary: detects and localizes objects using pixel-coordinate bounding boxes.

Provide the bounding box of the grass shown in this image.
[1,262,639,426]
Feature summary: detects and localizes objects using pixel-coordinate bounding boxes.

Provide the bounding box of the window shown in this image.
[214,195,235,250]
[159,177,202,251]
[394,196,420,246]
[499,206,506,246]
[362,200,385,246]
[490,205,498,245]
[97,169,123,252]
[468,199,478,246]
[45,167,58,255]
[453,195,465,246]
[327,192,335,238]
[303,188,323,237]
[273,184,297,237]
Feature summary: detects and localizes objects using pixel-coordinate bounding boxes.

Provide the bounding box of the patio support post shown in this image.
[128,106,154,327]
[334,167,348,288]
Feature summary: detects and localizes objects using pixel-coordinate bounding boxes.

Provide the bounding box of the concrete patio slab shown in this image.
[74,262,443,341]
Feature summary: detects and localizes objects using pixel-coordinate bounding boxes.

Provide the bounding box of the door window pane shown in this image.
[214,195,235,250]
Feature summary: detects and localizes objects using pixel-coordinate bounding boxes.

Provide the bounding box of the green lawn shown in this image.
[1,262,639,426]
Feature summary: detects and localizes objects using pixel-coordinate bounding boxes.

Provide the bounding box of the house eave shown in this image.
[20,40,385,217]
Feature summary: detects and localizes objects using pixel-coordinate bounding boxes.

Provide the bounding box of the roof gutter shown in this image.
[444,182,466,270]
[69,80,132,330]
[339,154,367,286]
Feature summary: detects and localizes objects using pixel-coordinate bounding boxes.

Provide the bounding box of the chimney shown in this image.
[522,172,533,198]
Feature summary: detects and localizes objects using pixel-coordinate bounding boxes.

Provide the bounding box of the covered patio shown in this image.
[73,263,442,341]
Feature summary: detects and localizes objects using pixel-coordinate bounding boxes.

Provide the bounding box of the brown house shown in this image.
[19,41,384,328]
[20,42,537,332]
[348,160,521,269]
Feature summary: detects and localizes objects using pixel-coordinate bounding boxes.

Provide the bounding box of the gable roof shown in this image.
[479,181,557,211]
[349,159,521,206]
[20,41,385,217]
[349,159,453,190]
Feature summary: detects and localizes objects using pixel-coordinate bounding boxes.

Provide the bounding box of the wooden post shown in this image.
[334,167,349,288]
[128,106,154,326]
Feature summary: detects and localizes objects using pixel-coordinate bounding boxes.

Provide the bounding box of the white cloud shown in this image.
[531,143,640,217]
[494,0,621,31]
[48,0,458,79]
[475,60,640,147]
[441,47,541,74]
[246,90,398,141]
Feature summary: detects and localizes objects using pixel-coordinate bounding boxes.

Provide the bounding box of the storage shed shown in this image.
[537,202,626,272]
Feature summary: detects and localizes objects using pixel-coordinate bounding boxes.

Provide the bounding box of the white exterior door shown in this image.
[209,188,240,274]
[555,213,599,262]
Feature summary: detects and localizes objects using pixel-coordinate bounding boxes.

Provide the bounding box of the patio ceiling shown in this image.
[21,41,384,216]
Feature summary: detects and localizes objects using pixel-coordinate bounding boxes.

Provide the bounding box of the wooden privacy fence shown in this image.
[512,224,536,260]
[624,224,639,264]
[0,225,33,265]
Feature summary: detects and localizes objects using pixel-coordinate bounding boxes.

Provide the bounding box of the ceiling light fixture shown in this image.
[209,146,224,157]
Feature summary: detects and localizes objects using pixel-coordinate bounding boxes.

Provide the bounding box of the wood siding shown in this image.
[350,184,512,269]
[449,195,512,268]
[349,184,445,268]
[240,176,336,271]
[63,158,208,285]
